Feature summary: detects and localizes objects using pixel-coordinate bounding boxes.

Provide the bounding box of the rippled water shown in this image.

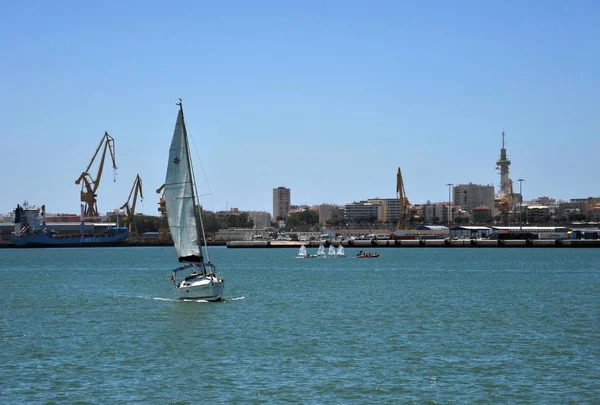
[1,247,599,403]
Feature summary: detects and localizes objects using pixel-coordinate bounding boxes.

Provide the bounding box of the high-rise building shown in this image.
[453,183,495,214]
[272,187,291,219]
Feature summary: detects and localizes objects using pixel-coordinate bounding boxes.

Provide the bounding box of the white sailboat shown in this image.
[336,244,345,257]
[316,244,326,257]
[297,244,309,258]
[328,245,337,257]
[167,100,224,301]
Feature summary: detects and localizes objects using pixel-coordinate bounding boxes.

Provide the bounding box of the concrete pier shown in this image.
[226,239,600,248]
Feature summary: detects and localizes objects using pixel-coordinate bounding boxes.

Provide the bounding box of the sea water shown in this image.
[1,247,599,403]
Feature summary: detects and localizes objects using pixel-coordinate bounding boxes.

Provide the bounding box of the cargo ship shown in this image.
[9,203,129,247]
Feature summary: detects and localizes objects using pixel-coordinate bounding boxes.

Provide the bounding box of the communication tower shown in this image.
[496,131,513,225]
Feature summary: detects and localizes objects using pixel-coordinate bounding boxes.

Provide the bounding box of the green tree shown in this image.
[572,213,585,222]
[284,210,320,232]
[200,210,221,235]
[127,214,162,235]
[224,212,253,229]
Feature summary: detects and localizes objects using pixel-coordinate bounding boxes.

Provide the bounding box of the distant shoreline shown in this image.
[2,239,599,249]
[0,240,226,249]
[227,239,600,248]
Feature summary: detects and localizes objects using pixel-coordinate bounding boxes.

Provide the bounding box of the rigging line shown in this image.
[186,123,216,213]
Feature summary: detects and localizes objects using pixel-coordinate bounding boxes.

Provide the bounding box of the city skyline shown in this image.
[1,183,593,220]
[1,1,598,216]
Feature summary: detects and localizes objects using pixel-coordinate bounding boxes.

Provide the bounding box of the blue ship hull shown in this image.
[10,231,129,247]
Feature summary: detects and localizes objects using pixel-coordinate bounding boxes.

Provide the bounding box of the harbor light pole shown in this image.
[446,183,453,235]
[518,178,525,232]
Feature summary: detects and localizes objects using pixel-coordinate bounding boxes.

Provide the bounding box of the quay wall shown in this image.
[227,239,600,248]
[0,239,226,249]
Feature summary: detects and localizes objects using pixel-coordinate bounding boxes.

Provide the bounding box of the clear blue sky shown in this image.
[1,0,598,216]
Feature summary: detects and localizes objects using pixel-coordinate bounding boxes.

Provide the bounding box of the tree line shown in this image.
[112,210,254,237]
[118,208,596,237]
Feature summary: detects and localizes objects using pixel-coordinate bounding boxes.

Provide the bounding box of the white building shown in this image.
[246,211,272,229]
[343,201,382,223]
[420,202,450,223]
[215,227,270,241]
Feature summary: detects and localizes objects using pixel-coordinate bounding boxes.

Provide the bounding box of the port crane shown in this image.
[156,183,166,215]
[156,183,170,240]
[75,132,117,218]
[499,178,514,226]
[396,167,411,230]
[120,174,143,233]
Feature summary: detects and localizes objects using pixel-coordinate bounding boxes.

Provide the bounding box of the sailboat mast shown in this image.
[178,101,211,264]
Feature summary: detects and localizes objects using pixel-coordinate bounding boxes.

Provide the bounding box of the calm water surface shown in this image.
[1,247,599,403]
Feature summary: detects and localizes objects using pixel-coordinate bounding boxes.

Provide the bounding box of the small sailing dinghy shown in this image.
[297,245,310,258]
[336,244,345,257]
[166,100,224,301]
[328,245,337,257]
[316,244,326,257]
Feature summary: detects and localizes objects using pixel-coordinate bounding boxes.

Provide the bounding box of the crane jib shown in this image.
[75,132,118,218]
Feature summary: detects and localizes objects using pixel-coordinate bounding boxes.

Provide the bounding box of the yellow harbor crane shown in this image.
[499,178,514,225]
[396,167,411,230]
[156,183,170,240]
[156,183,166,215]
[75,132,117,218]
[120,174,143,234]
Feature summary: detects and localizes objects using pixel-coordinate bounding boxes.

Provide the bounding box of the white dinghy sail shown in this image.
[297,244,309,258]
[316,244,326,257]
[328,245,336,257]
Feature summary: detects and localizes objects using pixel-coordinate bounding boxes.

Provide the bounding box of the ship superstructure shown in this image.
[13,202,44,236]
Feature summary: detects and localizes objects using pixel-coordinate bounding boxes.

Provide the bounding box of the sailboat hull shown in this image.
[176,276,224,301]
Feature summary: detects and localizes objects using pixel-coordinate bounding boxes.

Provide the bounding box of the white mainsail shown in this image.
[164,108,201,262]
[298,245,308,258]
[337,245,345,257]
[317,244,326,256]
[328,245,336,256]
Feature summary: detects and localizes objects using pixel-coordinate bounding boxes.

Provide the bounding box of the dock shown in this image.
[226,239,600,248]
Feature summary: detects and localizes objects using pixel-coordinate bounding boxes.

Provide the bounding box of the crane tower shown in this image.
[120,174,143,234]
[396,167,410,230]
[75,132,118,218]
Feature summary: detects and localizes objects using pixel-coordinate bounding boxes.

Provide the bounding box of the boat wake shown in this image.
[153,296,246,303]
[153,297,208,303]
